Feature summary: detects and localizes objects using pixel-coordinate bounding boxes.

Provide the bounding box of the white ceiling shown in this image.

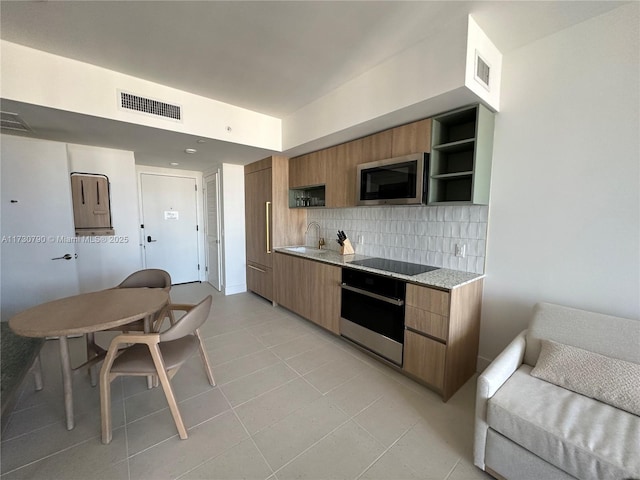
[0,1,624,170]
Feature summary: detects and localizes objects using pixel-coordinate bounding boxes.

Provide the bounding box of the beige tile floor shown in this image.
[1,283,492,480]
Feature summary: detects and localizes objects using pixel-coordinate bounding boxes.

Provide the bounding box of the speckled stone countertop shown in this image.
[275,247,484,290]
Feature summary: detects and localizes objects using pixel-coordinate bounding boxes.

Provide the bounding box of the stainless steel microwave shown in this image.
[356,152,428,206]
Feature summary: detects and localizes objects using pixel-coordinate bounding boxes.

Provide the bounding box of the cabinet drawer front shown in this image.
[406,284,449,316]
[247,263,272,301]
[403,330,445,390]
[405,306,448,341]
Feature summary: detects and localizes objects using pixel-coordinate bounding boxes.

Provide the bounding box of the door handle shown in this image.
[52,253,77,261]
[147,235,157,243]
[265,201,271,254]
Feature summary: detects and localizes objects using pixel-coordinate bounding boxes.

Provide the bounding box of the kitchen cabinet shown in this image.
[274,252,340,334]
[245,156,305,301]
[288,118,432,209]
[308,261,341,334]
[274,253,310,319]
[391,118,432,157]
[403,279,483,401]
[362,129,393,163]
[428,104,494,205]
[326,141,362,208]
[289,151,326,189]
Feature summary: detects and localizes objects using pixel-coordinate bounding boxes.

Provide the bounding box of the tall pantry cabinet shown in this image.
[244,156,305,301]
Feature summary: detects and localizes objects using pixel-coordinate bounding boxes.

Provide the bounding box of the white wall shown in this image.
[67,144,142,291]
[1,40,281,151]
[220,163,246,295]
[479,3,640,367]
[282,15,469,150]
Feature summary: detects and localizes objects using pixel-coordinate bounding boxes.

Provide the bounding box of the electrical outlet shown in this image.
[357,235,364,244]
[455,243,466,258]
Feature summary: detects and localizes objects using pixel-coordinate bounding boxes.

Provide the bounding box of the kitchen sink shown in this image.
[284,246,328,254]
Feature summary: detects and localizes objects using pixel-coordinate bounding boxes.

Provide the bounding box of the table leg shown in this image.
[59,335,75,430]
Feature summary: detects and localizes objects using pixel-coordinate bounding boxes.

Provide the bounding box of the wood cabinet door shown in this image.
[246,264,273,301]
[245,168,272,268]
[289,152,325,188]
[274,253,310,318]
[326,141,362,208]
[362,129,392,163]
[391,119,432,157]
[403,330,445,390]
[308,262,341,333]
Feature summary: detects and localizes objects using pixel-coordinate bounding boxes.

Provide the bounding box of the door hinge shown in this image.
[140,224,144,229]
[198,264,200,270]
[205,266,208,272]
[196,225,199,231]
[195,185,197,192]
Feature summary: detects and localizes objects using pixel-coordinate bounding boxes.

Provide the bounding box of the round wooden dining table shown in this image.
[9,288,169,430]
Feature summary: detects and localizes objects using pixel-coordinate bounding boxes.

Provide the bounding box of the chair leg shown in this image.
[100,372,113,444]
[31,354,43,391]
[86,333,98,387]
[149,346,188,439]
[195,329,215,386]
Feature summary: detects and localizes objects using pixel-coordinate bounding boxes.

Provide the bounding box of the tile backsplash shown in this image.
[306,205,488,274]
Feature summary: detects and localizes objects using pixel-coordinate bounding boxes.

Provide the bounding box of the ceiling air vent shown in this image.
[1,111,32,133]
[119,91,182,121]
[474,51,491,91]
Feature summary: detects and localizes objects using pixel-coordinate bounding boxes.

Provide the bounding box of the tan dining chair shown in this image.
[100,295,215,444]
[85,269,173,386]
[115,268,174,331]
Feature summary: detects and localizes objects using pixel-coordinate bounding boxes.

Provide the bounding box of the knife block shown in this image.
[340,238,355,255]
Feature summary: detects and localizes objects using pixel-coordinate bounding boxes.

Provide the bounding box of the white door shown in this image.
[140,174,199,284]
[1,135,80,321]
[205,172,222,291]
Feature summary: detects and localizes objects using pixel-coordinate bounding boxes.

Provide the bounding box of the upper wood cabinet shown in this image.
[326,141,362,208]
[289,151,326,188]
[391,119,432,157]
[288,117,432,209]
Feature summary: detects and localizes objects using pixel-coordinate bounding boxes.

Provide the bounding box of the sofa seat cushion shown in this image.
[487,365,640,480]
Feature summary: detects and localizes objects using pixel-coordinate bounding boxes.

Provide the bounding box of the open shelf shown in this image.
[289,185,326,208]
[427,104,494,205]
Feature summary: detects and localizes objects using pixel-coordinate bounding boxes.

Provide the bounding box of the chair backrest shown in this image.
[118,269,171,290]
[160,296,212,342]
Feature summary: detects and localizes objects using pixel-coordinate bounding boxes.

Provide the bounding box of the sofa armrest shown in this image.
[474,329,527,470]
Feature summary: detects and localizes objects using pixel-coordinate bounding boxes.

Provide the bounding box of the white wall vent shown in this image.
[1,111,32,133]
[119,91,182,121]
[474,51,491,91]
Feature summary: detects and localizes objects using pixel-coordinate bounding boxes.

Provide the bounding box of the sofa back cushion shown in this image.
[524,302,640,367]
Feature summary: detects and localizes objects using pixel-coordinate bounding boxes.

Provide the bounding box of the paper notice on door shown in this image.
[164,211,179,220]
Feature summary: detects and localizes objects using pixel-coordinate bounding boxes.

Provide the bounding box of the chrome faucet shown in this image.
[305,221,324,249]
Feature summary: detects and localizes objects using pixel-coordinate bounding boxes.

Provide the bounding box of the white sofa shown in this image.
[474,302,640,480]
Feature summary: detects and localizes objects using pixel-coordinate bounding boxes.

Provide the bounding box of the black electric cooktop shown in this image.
[348,258,439,276]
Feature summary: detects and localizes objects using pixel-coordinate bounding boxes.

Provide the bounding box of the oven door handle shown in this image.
[340,283,404,306]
